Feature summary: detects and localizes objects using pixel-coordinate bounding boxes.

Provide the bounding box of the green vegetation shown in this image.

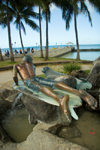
[63,63,81,73]
[84,70,90,75]
[0,61,18,67]
[0,56,91,68]
[37,74,45,78]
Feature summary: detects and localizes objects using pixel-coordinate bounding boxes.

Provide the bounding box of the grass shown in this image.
[0,57,75,68]
[0,56,91,68]
[0,60,18,67]
[63,63,81,74]
[37,74,45,78]
[84,69,90,75]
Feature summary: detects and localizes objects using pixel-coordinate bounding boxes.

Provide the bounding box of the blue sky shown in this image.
[0,1,100,48]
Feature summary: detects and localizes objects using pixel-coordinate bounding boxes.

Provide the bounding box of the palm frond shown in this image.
[21,21,26,34]
[62,3,73,29]
[80,1,92,26]
[14,20,19,29]
[24,18,39,31]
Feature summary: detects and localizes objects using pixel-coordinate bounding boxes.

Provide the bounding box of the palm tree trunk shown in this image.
[45,10,49,61]
[6,0,14,62]
[39,6,44,58]
[74,10,80,60]
[0,48,3,61]
[19,22,25,55]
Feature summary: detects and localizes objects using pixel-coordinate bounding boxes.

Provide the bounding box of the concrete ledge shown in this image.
[74,49,100,52]
[0,60,93,71]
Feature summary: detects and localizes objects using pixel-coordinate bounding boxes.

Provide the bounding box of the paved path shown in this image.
[0,66,43,88]
[0,64,92,88]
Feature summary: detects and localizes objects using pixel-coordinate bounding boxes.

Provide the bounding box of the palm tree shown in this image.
[10,1,39,55]
[42,0,51,60]
[20,0,50,60]
[88,0,100,12]
[0,0,14,62]
[53,0,92,60]
[39,6,44,58]
[6,0,14,61]
[0,48,4,61]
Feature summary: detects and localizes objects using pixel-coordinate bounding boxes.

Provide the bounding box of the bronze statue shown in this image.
[13,55,97,122]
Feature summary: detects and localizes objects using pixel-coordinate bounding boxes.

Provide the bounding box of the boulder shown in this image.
[87,57,100,88]
[0,88,19,102]
[0,98,11,121]
[17,123,89,150]
[0,97,12,142]
[71,70,87,79]
[18,94,71,126]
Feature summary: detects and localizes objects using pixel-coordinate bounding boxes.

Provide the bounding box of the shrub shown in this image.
[63,63,81,73]
[84,70,90,75]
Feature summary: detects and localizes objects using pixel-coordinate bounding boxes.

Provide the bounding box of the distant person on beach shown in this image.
[15,49,18,55]
[25,49,27,54]
[27,48,30,53]
[19,49,22,54]
[31,48,34,53]
[5,50,9,57]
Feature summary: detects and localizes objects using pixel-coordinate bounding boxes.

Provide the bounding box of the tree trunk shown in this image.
[6,0,14,62]
[39,6,44,58]
[19,22,25,55]
[0,48,4,61]
[74,10,80,60]
[45,10,49,61]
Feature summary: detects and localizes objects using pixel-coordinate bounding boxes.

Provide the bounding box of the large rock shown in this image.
[18,94,71,125]
[0,88,19,102]
[17,123,89,150]
[87,57,100,88]
[0,98,12,142]
[0,98,11,121]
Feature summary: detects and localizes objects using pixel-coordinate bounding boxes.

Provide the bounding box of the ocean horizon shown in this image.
[1,44,100,54]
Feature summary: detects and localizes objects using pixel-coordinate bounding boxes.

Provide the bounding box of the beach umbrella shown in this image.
[67,42,74,45]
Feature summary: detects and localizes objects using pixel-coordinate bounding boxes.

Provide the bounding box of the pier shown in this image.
[33,46,74,57]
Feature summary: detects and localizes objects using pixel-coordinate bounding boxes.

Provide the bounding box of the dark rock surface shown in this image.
[17,123,89,150]
[18,94,71,125]
[87,57,100,88]
[71,70,88,79]
[0,97,12,142]
[0,88,19,102]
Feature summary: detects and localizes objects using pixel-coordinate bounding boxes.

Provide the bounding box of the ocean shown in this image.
[1,44,100,54]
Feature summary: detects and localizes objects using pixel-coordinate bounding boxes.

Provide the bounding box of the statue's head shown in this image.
[22,55,33,63]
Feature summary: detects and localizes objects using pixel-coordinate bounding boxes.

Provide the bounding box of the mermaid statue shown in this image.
[13,55,97,121]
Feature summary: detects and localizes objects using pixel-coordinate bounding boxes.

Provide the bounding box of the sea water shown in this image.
[1,44,100,61]
[1,44,100,53]
[62,51,100,61]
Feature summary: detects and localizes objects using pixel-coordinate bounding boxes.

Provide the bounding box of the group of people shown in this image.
[15,48,34,55]
[4,48,35,57]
